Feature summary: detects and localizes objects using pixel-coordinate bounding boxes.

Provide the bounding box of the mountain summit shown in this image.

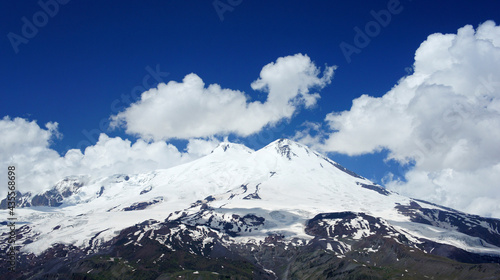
[2,139,500,279]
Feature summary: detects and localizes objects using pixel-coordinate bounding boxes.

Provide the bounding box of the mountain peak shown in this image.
[263,138,310,160]
[211,142,254,154]
[268,138,300,146]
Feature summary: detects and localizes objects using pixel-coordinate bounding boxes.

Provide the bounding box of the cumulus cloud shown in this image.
[297,21,500,218]
[0,117,219,198]
[110,54,335,140]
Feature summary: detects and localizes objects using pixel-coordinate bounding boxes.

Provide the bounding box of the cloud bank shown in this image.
[110,53,335,140]
[298,21,500,218]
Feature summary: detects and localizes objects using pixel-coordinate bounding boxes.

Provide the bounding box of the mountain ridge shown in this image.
[2,138,500,279]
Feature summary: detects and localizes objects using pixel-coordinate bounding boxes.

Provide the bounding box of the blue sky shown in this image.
[2,0,500,217]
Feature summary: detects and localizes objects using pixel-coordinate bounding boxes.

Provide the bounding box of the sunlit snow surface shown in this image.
[5,139,500,256]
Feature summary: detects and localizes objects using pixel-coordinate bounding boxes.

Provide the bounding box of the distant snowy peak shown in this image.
[212,138,314,159]
[1,175,90,208]
[211,142,254,154]
[261,138,319,160]
[2,139,374,210]
[268,138,300,160]
[53,175,90,193]
[259,138,367,180]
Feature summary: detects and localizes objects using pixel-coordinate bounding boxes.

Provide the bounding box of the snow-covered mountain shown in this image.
[2,139,500,279]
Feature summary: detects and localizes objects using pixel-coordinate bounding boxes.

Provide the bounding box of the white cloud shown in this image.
[0,116,60,157]
[110,53,335,140]
[297,21,500,218]
[0,117,219,198]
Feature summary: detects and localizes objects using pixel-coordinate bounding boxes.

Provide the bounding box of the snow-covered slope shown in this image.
[2,139,500,278]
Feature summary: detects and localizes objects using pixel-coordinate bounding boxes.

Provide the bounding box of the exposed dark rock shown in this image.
[122,198,163,211]
[243,193,261,200]
[396,200,500,248]
[3,208,500,280]
[140,185,152,195]
[204,195,216,202]
[96,186,105,197]
[275,139,297,160]
[357,183,391,196]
